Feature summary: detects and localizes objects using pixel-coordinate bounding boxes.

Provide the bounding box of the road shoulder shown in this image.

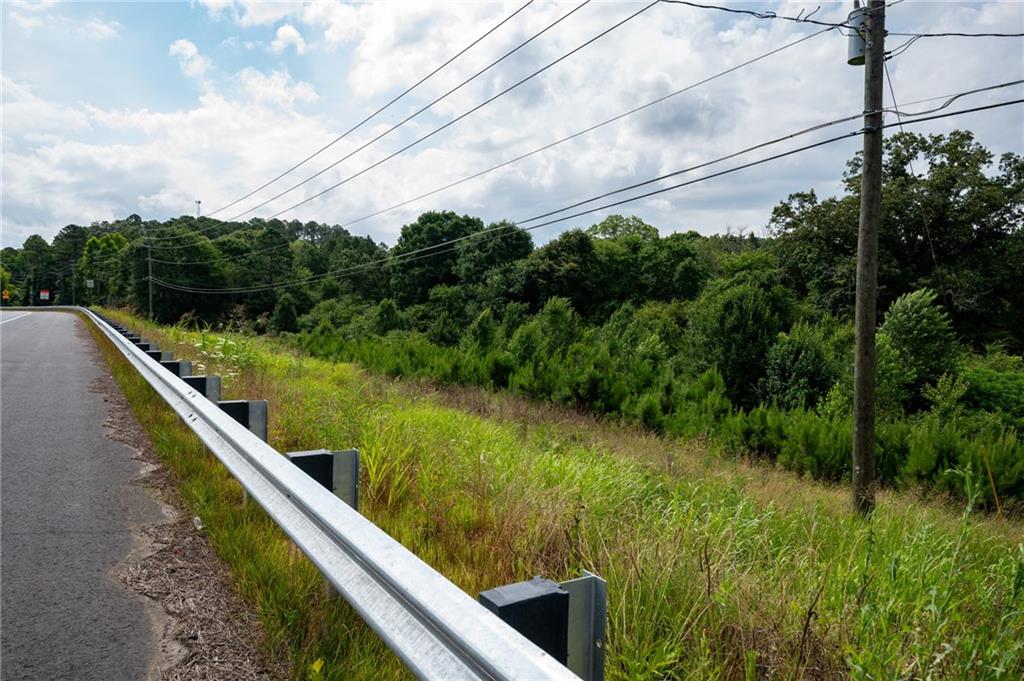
[80,320,287,680]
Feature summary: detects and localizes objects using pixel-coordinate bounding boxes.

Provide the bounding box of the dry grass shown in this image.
[97,309,1024,680]
[398,378,1022,544]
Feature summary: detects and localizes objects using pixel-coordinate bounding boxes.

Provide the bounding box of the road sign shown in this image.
[2,289,9,301]
[86,279,95,289]
[39,289,50,301]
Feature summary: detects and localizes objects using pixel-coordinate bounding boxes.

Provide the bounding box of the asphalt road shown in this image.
[1,310,162,680]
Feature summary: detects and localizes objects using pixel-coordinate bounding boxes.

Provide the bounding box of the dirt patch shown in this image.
[79,321,287,680]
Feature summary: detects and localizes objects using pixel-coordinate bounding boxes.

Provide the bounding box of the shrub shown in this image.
[297,297,366,334]
[666,369,732,437]
[880,289,961,392]
[963,367,1024,429]
[461,308,499,353]
[900,417,963,484]
[684,272,793,407]
[270,293,298,333]
[818,332,915,419]
[778,411,851,480]
[719,406,786,461]
[760,322,838,409]
[373,298,404,335]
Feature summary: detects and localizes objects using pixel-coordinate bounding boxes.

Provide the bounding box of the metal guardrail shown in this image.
[82,308,580,681]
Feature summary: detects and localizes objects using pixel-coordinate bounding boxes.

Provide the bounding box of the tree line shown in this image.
[3,130,1022,505]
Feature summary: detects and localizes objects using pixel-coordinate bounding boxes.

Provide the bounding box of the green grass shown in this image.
[92,309,1024,680]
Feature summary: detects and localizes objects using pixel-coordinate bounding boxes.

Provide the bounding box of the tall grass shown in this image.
[95,309,1024,679]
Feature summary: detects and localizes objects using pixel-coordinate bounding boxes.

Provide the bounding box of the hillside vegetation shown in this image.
[96,309,1024,679]
[4,131,1023,507]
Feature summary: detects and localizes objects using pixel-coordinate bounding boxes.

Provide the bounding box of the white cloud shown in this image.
[8,12,43,29]
[5,5,119,38]
[169,38,212,79]
[2,0,1022,250]
[270,24,307,55]
[1,76,91,135]
[301,1,359,47]
[80,18,120,40]
[196,0,231,18]
[7,0,60,11]
[198,0,299,27]
[238,68,318,107]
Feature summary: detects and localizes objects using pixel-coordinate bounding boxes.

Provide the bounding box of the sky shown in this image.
[2,0,1022,250]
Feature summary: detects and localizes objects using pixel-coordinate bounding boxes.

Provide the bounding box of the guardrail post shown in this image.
[146,349,173,362]
[83,308,585,680]
[562,571,607,681]
[218,400,268,441]
[286,448,360,600]
[183,375,221,402]
[479,572,607,681]
[480,577,570,665]
[285,449,360,510]
[218,400,268,506]
[161,360,193,378]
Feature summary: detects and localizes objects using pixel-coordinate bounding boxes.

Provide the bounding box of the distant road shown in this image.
[1,310,161,680]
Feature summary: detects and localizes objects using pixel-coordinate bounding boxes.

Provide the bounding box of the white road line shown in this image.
[0,312,31,325]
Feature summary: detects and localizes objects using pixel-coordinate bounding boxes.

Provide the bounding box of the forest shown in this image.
[4,130,1023,507]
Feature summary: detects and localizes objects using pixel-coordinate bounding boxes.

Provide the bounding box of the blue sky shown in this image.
[3,1,1022,250]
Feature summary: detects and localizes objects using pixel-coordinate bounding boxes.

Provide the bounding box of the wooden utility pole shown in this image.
[147,244,154,321]
[852,0,886,515]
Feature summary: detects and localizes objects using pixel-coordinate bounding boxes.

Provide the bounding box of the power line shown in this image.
[142,0,553,244]
[660,0,1024,37]
[224,0,597,222]
[205,0,535,219]
[884,62,915,175]
[148,233,320,264]
[149,97,1023,295]
[156,76,1022,269]
[888,29,1024,38]
[141,217,239,244]
[235,0,661,222]
[140,0,536,242]
[885,34,921,59]
[516,99,1024,231]
[883,59,949,317]
[149,0,1022,243]
[887,79,1023,117]
[156,23,837,266]
[660,0,852,30]
[339,26,835,230]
